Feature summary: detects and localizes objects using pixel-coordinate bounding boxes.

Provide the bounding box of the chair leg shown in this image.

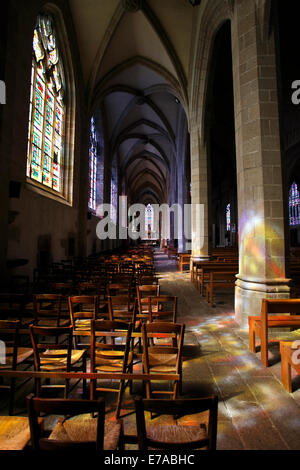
[261,338,269,367]
[178,374,183,397]
[281,351,292,393]
[35,378,41,397]
[249,320,256,352]
[173,379,180,399]
[128,362,133,394]
[116,380,125,418]
[145,378,151,399]
[90,379,95,400]
[118,428,125,451]
[82,356,87,397]
[64,379,70,398]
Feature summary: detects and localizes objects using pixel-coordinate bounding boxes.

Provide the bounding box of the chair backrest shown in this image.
[119,262,134,275]
[147,296,177,323]
[78,282,105,297]
[68,295,98,329]
[134,395,218,450]
[136,285,160,318]
[137,285,160,298]
[137,275,159,286]
[51,282,74,296]
[108,295,136,323]
[26,394,105,451]
[261,298,300,333]
[262,298,300,315]
[90,319,133,373]
[33,294,63,326]
[107,283,132,299]
[29,325,73,371]
[109,273,134,287]
[142,322,185,375]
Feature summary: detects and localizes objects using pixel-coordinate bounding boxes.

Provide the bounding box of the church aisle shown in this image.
[154,250,300,450]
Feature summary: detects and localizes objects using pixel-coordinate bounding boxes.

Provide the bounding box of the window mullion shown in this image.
[28,63,37,173]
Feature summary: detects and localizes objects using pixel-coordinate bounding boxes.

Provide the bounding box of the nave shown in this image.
[1,249,300,450]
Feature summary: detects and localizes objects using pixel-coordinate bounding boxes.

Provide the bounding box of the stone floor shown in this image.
[153,251,300,450]
[1,249,300,450]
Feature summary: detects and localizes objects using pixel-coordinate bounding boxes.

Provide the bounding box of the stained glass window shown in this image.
[88,117,97,211]
[289,182,300,226]
[145,204,154,237]
[27,15,65,193]
[111,164,118,224]
[226,203,231,231]
[121,194,127,229]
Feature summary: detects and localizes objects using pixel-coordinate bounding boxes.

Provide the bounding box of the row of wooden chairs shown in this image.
[0,315,182,417]
[26,394,218,451]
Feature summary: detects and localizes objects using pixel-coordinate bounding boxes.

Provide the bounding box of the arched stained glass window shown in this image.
[226,203,231,231]
[145,204,154,236]
[110,163,118,224]
[88,117,97,211]
[289,182,300,226]
[27,15,65,193]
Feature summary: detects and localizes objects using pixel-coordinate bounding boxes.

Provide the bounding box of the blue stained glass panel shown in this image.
[289,182,300,226]
[32,144,42,165]
[32,127,42,149]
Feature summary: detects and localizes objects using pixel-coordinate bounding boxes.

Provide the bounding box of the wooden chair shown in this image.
[108,273,134,290]
[0,415,43,450]
[279,341,300,392]
[33,294,69,327]
[29,325,87,398]
[137,274,159,286]
[142,322,185,399]
[78,281,106,300]
[107,295,136,324]
[51,282,74,317]
[90,320,133,418]
[248,299,300,366]
[68,295,98,347]
[77,282,108,316]
[134,395,218,450]
[136,285,160,322]
[0,320,33,415]
[147,296,177,323]
[27,395,124,451]
[107,283,133,300]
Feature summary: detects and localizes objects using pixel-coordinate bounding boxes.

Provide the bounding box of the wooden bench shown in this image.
[191,259,238,286]
[196,263,238,295]
[205,271,236,307]
[248,299,300,367]
[167,247,178,260]
[280,341,300,392]
[177,253,191,272]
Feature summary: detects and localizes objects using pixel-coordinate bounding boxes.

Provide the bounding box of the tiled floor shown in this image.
[1,250,300,450]
[153,251,300,450]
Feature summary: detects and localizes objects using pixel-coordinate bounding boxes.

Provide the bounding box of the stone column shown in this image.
[231,0,290,327]
[176,111,188,253]
[190,126,211,261]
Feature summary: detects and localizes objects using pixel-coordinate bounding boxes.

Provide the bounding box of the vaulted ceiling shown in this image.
[69,0,192,205]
